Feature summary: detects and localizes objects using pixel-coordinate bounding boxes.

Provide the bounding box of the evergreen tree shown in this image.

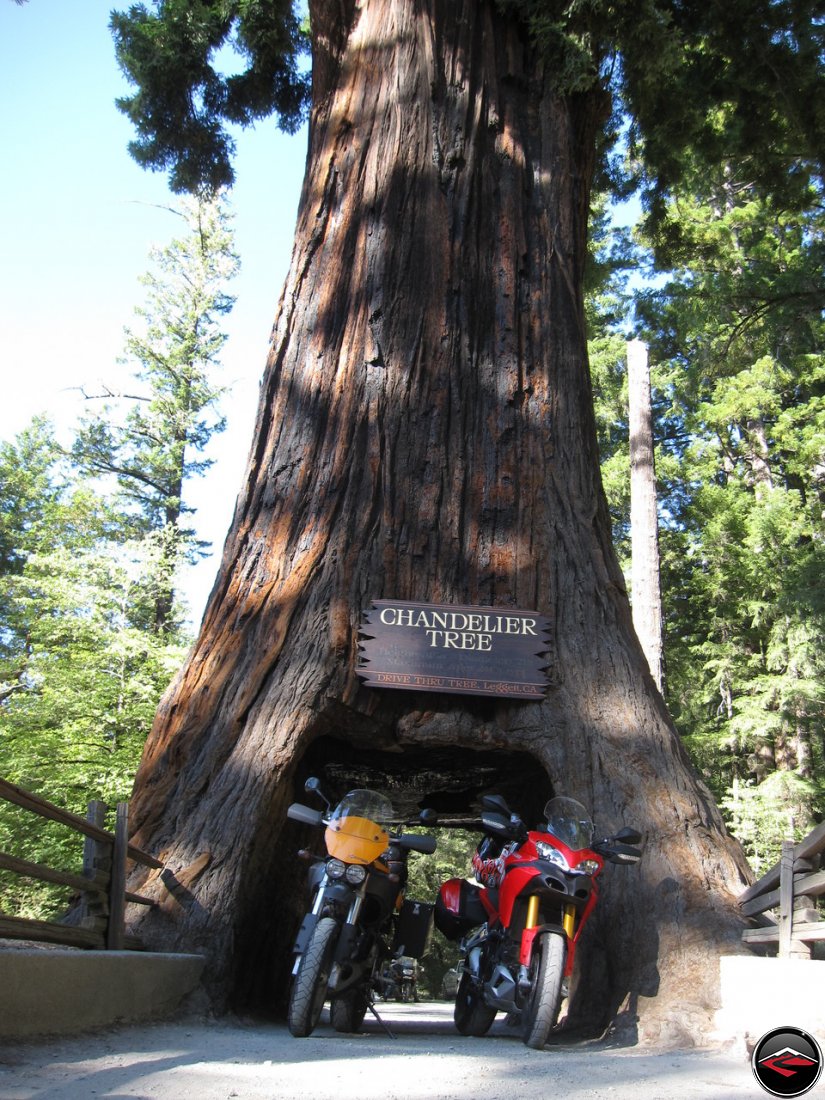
[0,422,190,917]
[72,194,239,634]
[0,420,112,706]
[1,196,239,916]
[110,0,309,194]
[635,167,825,870]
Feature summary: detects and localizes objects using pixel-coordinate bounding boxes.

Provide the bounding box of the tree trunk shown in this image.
[126,0,751,1045]
[628,339,665,693]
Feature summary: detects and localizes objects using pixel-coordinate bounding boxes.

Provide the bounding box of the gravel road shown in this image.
[0,1002,770,1100]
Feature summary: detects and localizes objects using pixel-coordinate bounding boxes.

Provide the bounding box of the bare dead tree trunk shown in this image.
[125,0,751,1045]
[628,339,665,694]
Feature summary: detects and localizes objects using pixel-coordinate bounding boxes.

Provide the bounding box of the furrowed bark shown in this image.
[126,0,750,1044]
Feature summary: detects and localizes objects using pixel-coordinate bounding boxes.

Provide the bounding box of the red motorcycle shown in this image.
[434,794,642,1049]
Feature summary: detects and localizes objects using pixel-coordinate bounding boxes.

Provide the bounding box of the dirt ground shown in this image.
[0,1002,776,1100]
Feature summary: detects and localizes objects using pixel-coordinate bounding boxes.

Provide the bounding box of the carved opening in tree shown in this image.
[231,736,551,1013]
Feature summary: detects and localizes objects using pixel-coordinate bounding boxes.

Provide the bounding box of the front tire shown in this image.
[454,970,497,1037]
[288,916,338,1037]
[521,932,566,1050]
[330,986,369,1033]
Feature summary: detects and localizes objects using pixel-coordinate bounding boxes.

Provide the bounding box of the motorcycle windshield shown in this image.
[542,796,594,851]
[325,789,393,865]
[329,789,394,825]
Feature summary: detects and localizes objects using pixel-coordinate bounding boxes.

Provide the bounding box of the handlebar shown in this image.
[288,803,438,856]
[392,833,437,854]
[287,802,325,826]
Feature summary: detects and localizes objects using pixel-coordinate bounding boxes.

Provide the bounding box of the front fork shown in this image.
[291,879,367,977]
[517,896,576,988]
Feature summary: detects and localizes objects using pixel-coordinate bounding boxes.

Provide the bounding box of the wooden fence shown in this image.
[739,819,825,958]
[0,777,161,951]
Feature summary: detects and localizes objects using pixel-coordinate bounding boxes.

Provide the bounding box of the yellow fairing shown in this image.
[325,815,389,865]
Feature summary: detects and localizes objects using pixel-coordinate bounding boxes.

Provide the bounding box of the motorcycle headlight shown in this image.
[535,842,569,870]
[574,859,601,875]
[345,864,367,885]
[326,858,346,879]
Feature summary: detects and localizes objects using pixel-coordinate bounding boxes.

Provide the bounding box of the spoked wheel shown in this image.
[330,985,369,1033]
[521,932,566,1050]
[454,970,497,1037]
[288,916,338,1037]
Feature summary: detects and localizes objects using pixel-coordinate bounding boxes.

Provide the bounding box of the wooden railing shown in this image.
[0,777,161,950]
[739,819,825,958]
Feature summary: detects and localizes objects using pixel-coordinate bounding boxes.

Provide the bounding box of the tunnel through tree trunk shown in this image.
[125,0,751,1045]
[234,737,554,1014]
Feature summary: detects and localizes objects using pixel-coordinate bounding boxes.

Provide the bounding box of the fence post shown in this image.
[106,802,129,949]
[778,841,794,958]
[777,839,812,958]
[78,800,108,934]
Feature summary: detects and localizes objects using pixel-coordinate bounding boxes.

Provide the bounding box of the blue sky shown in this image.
[0,0,309,623]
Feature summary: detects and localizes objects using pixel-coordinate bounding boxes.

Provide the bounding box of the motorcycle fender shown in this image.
[292,911,319,957]
[518,922,566,968]
[324,882,356,905]
[328,922,369,996]
[292,881,353,956]
[333,921,359,965]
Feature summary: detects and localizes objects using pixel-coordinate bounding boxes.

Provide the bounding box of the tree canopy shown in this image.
[112,0,824,218]
[111,0,310,193]
[585,150,825,872]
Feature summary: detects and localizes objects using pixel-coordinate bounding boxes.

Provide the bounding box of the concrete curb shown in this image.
[0,950,206,1038]
[714,955,825,1047]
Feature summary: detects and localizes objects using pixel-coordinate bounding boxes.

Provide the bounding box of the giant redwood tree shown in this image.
[112,0,823,1041]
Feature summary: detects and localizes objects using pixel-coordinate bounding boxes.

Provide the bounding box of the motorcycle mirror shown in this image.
[608,842,642,864]
[481,810,512,836]
[481,794,511,816]
[419,807,439,826]
[613,826,643,846]
[303,777,330,808]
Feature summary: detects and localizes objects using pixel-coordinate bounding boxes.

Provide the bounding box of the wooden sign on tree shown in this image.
[358,600,551,699]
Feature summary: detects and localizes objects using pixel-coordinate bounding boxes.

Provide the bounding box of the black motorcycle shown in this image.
[286,779,437,1036]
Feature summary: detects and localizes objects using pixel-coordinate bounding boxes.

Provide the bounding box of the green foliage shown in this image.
[72,194,239,634]
[405,828,478,997]
[0,198,237,918]
[585,195,640,562]
[3,542,187,790]
[0,803,85,921]
[0,422,190,917]
[1,423,115,705]
[111,0,309,193]
[110,0,824,205]
[721,772,821,875]
[0,416,63,577]
[590,157,825,869]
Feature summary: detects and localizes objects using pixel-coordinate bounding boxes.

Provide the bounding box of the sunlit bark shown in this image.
[126,0,750,1043]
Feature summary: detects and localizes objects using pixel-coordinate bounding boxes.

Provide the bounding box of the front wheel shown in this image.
[521,932,566,1050]
[330,986,369,1033]
[288,916,338,1037]
[454,970,497,1037]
